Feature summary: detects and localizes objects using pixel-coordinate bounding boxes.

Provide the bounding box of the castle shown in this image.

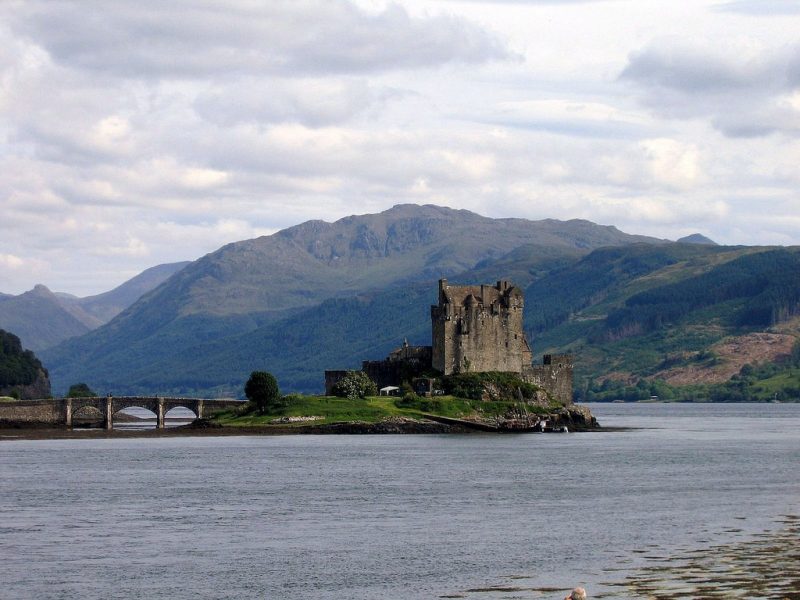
[325,279,573,404]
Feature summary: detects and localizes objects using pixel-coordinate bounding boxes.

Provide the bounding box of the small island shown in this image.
[215,279,597,433]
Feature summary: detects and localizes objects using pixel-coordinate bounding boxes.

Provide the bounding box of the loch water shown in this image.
[1,403,799,599]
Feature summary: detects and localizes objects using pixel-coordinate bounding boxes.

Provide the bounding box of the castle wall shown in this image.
[324,370,350,396]
[432,279,528,375]
[362,361,404,391]
[363,346,431,390]
[524,354,573,405]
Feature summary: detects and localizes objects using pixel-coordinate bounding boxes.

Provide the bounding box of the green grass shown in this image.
[213,396,402,426]
[211,394,558,427]
[751,369,800,400]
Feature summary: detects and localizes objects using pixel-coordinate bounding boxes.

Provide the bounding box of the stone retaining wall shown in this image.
[0,400,63,424]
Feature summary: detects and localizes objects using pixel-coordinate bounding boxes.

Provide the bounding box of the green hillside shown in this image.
[44,284,434,397]
[525,246,800,401]
[39,205,800,401]
[58,261,189,324]
[42,205,659,396]
[0,262,189,352]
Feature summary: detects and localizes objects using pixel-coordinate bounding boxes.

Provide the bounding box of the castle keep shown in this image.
[325,279,573,404]
[432,279,531,375]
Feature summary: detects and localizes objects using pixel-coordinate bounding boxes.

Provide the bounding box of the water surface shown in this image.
[1,402,798,599]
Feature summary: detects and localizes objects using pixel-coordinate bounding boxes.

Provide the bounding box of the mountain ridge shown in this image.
[0,261,189,351]
[42,204,667,395]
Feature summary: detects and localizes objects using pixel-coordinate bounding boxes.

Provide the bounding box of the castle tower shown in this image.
[431,279,532,375]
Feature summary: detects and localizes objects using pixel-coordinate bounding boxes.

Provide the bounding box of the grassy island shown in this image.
[214,394,559,425]
[209,395,597,434]
[207,372,598,432]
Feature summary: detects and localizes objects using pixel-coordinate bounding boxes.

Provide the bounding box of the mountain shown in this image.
[0,285,93,352]
[677,233,717,245]
[132,204,662,318]
[57,261,190,324]
[42,204,666,396]
[0,262,188,352]
[0,329,51,399]
[40,205,800,400]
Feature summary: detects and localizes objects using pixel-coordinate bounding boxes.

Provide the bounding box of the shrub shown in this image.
[331,371,377,400]
[442,372,541,402]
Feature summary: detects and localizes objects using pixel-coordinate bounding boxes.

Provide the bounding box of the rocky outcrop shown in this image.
[425,405,599,432]
[550,405,599,431]
[0,369,51,400]
[303,416,469,434]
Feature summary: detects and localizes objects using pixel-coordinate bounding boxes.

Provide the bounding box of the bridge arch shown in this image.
[62,397,242,429]
[113,405,158,429]
[164,405,199,425]
[70,404,104,426]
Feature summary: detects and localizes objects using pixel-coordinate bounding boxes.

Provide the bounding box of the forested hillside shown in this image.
[0,329,51,399]
[525,246,800,402]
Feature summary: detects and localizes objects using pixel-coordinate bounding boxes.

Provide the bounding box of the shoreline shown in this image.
[0,419,616,441]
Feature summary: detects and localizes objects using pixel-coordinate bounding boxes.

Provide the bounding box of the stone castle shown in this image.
[325,279,573,404]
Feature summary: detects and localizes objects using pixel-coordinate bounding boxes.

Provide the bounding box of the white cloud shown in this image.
[0,254,25,269]
[641,138,704,190]
[1,0,800,295]
[620,38,800,137]
[714,0,800,16]
[6,1,510,77]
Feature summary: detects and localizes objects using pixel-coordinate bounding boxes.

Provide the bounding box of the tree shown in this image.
[244,371,280,413]
[67,383,97,398]
[332,370,377,400]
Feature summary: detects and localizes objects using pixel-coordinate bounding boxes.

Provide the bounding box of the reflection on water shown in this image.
[616,514,800,600]
[454,515,800,599]
[74,406,196,430]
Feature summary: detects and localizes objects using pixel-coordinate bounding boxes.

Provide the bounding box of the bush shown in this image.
[332,371,377,400]
[442,372,541,402]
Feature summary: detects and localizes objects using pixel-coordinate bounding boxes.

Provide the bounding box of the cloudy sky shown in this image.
[2,0,800,295]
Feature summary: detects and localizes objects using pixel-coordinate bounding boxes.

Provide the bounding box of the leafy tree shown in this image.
[244,371,280,413]
[332,371,377,400]
[67,383,96,398]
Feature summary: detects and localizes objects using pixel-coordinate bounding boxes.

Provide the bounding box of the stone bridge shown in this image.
[62,396,243,429]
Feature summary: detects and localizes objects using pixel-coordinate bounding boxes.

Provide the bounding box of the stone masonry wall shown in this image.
[524,354,573,405]
[0,400,63,424]
[432,279,528,375]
